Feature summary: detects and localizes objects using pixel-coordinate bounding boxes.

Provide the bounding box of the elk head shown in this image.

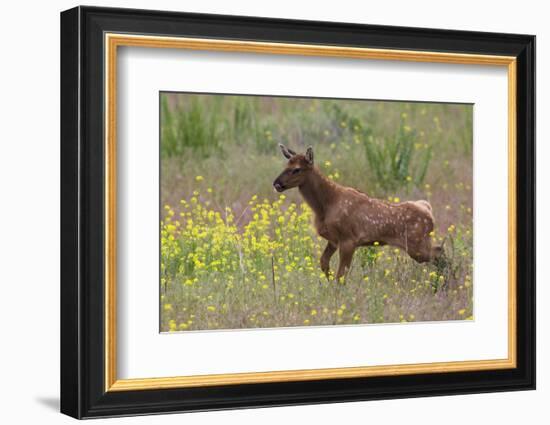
[273,144,314,192]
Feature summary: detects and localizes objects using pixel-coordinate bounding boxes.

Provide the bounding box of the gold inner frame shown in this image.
[104,33,517,392]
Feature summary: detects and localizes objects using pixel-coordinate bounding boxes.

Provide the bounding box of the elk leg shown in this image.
[335,242,356,283]
[431,244,444,261]
[320,241,337,278]
[407,237,444,264]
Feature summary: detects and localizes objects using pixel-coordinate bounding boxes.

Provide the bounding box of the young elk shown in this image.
[273,144,443,282]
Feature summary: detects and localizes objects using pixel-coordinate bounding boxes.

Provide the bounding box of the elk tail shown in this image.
[416,199,432,212]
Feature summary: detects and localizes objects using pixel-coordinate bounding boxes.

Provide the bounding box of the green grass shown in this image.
[161,95,221,158]
[361,116,432,192]
[159,93,473,332]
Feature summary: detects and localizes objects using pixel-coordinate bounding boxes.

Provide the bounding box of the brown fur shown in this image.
[273,145,442,281]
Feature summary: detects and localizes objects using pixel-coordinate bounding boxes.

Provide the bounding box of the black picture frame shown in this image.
[61,5,535,419]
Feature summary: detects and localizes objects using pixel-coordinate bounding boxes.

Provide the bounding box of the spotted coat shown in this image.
[273,144,442,281]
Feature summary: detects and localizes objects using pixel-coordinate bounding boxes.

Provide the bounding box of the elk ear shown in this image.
[305,146,314,165]
[279,144,294,159]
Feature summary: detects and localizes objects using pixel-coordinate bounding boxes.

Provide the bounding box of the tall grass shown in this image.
[327,103,433,192]
[161,95,221,158]
[361,116,432,192]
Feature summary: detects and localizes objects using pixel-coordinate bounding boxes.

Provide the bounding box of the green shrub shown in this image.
[361,117,432,192]
[160,95,221,158]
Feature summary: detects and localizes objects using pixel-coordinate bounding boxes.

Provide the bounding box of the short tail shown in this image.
[415,199,432,212]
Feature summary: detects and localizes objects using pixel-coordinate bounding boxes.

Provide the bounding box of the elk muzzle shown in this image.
[273,178,285,192]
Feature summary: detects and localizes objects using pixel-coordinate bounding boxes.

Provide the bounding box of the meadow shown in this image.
[160,93,473,332]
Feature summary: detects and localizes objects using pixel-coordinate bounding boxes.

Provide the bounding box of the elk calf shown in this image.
[273,144,442,281]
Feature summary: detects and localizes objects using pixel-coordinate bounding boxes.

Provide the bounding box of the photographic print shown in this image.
[160,93,474,332]
[61,8,535,417]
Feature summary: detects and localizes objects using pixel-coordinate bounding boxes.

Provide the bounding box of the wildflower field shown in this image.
[160,93,474,332]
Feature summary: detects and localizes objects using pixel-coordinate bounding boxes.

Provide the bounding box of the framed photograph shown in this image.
[60,6,535,419]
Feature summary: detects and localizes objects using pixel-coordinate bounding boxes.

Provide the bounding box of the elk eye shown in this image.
[292,168,301,175]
